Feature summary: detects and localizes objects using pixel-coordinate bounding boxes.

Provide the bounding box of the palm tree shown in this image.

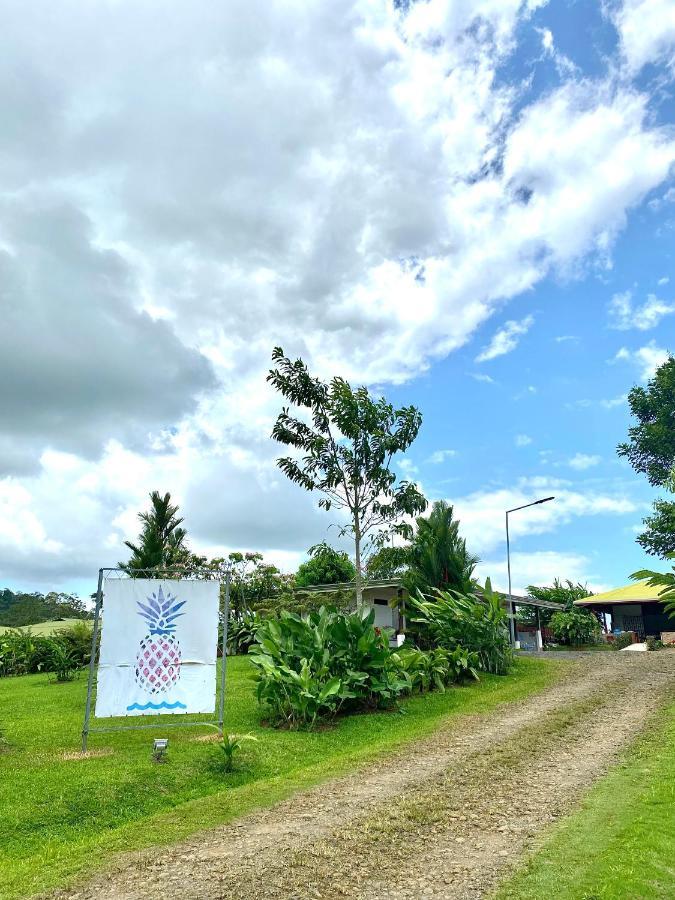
[405,501,479,596]
[120,491,189,573]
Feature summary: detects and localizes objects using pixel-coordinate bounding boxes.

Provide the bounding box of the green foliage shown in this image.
[227,611,263,655]
[519,579,593,627]
[410,579,513,675]
[618,356,675,558]
[646,636,664,651]
[267,347,427,604]
[120,491,190,573]
[631,554,675,621]
[219,733,258,772]
[365,545,409,579]
[0,621,92,678]
[54,620,94,666]
[637,497,675,558]
[392,646,479,692]
[249,607,407,728]
[295,542,356,587]
[548,608,601,646]
[612,632,634,650]
[405,501,479,596]
[0,588,87,627]
[45,640,78,682]
[617,355,675,486]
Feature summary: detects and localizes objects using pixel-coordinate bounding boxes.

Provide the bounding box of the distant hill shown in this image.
[0,588,90,627]
[0,618,85,635]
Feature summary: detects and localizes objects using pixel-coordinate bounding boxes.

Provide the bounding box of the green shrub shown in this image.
[218,733,258,772]
[45,640,78,682]
[549,608,601,646]
[249,606,407,728]
[0,622,92,678]
[0,630,52,677]
[392,646,479,692]
[54,621,93,667]
[646,636,663,651]
[227,611,263,655]
[410,578,513,675]
[612,632,634,650]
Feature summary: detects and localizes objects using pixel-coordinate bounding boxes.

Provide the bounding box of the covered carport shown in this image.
[506,594,565,650]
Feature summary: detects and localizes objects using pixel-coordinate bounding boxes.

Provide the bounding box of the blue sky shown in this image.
[0,0,674,598]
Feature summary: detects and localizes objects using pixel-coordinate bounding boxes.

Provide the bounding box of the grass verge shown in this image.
[496,697,675,900]
[0,656,564,899]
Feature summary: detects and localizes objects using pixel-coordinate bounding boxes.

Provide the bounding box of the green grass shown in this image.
[0,619,84,635]
[0,656,562,899]
[496,698,675,900]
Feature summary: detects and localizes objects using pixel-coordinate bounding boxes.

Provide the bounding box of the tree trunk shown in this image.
[354,517,364,609]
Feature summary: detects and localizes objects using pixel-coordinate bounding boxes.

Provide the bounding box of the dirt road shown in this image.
[56,653,675,900]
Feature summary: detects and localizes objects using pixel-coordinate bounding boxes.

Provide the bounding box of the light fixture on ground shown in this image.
[505,496,555,648]
[153,738,169,760]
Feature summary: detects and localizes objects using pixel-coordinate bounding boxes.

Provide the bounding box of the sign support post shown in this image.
[218,567,231,735]
[82,568,104,753]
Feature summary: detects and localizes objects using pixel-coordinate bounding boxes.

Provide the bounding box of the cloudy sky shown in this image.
[1,0,674,597]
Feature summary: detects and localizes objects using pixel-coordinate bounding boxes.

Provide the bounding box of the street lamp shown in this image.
[506,496,555,647]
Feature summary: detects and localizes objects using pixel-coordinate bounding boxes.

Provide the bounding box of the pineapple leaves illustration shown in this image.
[134,586,184,695]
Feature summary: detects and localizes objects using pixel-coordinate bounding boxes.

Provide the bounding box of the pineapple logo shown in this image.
[133,586,186,696]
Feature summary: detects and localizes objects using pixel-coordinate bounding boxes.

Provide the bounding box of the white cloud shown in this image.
[608,290,675,330]
[568,453,601,470]
[658,276,670,286]
[613,0,675,74]
[536,26,578,77]
[613,342,670,380]
[555,335,580,343]
[477,551,609,595]
[515,434,533,447]
[427,449,457,464]
[470,372,496,384]
[448,477,636,557]
[601,394,628,409]
[649,187,675,211]
[399,458,419,476]
[1,1,675,587]
[476,315,535,363]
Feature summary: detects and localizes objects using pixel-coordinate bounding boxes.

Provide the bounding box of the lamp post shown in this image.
[506,496,555,647]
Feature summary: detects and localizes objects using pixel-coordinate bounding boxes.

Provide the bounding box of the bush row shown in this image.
[248,604,487,729]
[0,621,93,680]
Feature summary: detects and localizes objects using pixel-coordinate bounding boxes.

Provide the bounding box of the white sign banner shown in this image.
[95,578,220,718]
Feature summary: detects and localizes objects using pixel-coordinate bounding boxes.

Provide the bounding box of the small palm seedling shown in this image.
[47,640,78,682]
[220,733,258,773]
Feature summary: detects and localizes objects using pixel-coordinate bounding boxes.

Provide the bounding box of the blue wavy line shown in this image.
[126,700,187,711]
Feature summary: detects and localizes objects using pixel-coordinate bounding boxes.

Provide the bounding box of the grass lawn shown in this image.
[0,655,562,899]
[0,619,84,636]
[497,698,675,900]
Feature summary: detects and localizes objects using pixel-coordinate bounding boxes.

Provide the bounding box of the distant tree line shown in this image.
[0,589,89,627]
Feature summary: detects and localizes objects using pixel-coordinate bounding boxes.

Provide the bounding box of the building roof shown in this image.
[574,579,665,607]
[296,578,403,594]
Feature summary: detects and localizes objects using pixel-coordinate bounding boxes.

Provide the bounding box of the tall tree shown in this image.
[120,491,189,573]
[267,347,427,605]
[405,501,478,596]
[618,356,675,557]
[295,542,356,588]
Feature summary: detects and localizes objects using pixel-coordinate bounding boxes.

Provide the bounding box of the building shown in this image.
[574,579,675,640]
[300,578,406,642]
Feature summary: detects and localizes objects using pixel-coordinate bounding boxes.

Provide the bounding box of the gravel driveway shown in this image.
[55,652,675,900]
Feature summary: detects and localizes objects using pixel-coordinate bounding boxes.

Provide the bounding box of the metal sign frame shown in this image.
[82,566,231,752]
